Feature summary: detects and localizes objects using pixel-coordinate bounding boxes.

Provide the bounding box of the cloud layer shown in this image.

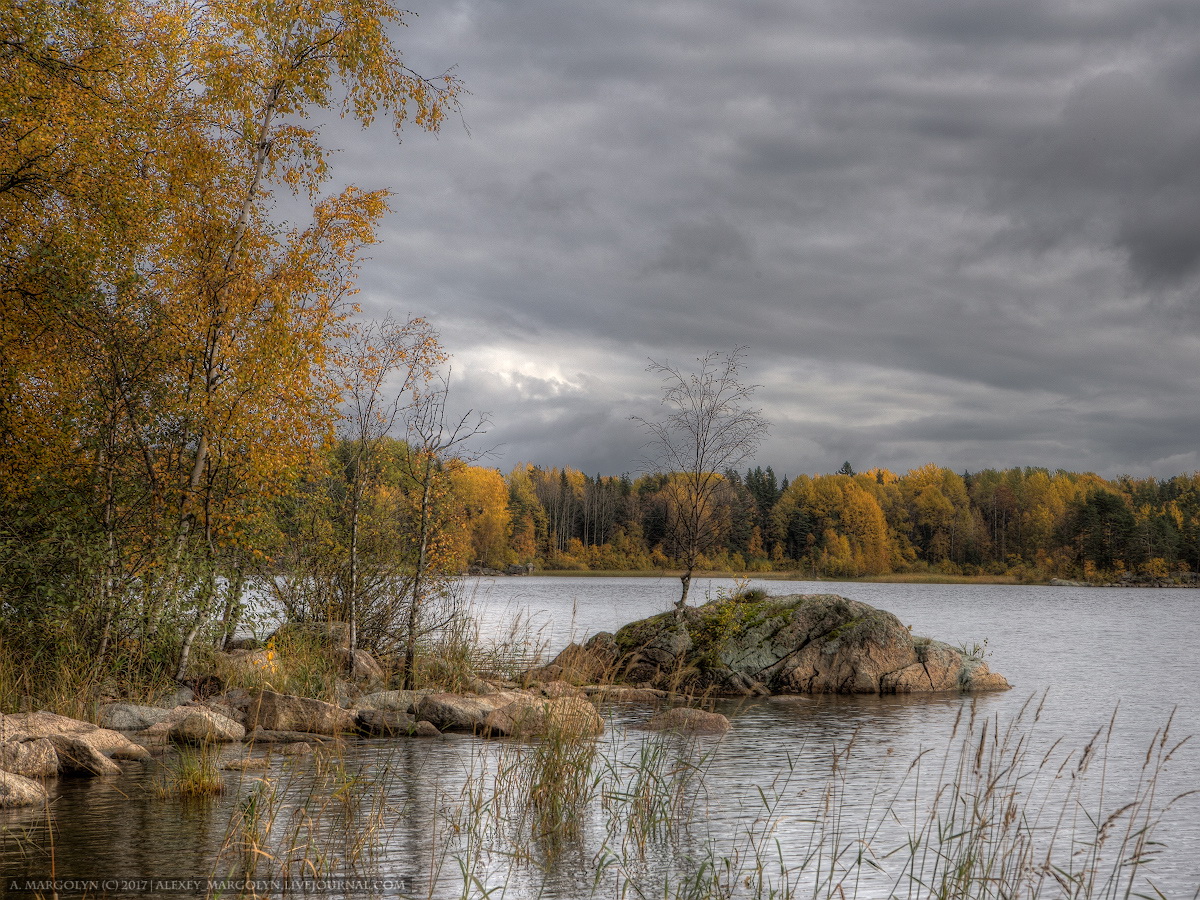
[331,0,1200,479]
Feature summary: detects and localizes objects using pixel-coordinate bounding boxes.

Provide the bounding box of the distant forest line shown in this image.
[446,458,1200,582]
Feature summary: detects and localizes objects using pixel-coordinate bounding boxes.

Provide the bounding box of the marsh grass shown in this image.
[210,743,403,897]
[885,699,1196,900]
[154,742,225,799]
[0,634,175,717]
[422,602,552,687]
[107,693,1188,900]
[422,696,1193,899]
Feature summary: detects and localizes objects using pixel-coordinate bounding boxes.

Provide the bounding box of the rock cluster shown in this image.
[1,597,1010,809]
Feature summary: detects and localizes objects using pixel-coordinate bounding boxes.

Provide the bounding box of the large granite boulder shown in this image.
[245,690,355,735]
[44,734,122,775]
[0,770,48,808]
[481,696,604,739]
[358,690,430,713]
[0,738,60,778]
[167,708,246,744]
[99,703,177,731]
[413,690,530,733]
[560,593,1010,697]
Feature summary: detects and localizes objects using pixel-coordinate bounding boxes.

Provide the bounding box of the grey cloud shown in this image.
[644,219,753,275]
[988,69,1200,286]
[322,0,1200,480]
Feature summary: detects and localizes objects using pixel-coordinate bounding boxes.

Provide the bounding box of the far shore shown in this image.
[519,569,1027,585]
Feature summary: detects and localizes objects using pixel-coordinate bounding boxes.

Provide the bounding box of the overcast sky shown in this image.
[324,0,1200,481]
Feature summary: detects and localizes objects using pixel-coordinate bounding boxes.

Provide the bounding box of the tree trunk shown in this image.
[402,460,434,690]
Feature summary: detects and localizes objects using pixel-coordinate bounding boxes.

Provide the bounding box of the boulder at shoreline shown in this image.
[533,593,1010,697]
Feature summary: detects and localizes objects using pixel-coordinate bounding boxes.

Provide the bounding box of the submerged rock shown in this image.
[542,593,1010,697]
[641,707,730,735]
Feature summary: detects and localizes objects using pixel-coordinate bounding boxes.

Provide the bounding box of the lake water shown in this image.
[2,576,1198,899]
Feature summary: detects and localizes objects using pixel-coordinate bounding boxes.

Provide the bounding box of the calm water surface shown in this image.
[2,577,1197,898]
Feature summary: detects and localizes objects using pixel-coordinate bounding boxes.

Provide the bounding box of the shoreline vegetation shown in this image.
[0,593,1191,899]
[519,568,1192,587]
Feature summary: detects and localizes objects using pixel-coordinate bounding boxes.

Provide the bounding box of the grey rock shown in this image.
[338,648,385,687]
[605,594,1011,696]
[414,690,529,733]
[98,703,175,731]
[45,734,122,775]
[358,690,428,713]
[0,738,59,778]
[355,709,417,737]
[482,696,604,739]
[3,712,150,762]
[245,690,355,735]
[0,770,48,807]
[168,708,246,744]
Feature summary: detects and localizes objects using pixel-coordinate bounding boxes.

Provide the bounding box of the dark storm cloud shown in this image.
[333,0,1200,480]
[988,67,1200,286]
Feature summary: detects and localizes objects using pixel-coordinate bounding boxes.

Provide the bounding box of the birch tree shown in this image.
[634,347,768,607]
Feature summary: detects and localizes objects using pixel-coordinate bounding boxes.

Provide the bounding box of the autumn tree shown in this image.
[450,465,512,570]
[0,0,462,680]
[396,371,488,688]
[332,316,444,652]
[634,347,768,606]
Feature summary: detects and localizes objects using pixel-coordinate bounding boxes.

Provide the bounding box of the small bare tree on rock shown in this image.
[634,347,768,608]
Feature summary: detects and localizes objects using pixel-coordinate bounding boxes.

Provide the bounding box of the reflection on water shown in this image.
[2,578,1198,898]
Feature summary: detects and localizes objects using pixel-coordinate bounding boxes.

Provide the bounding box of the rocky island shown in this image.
[532,592,1011,696]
